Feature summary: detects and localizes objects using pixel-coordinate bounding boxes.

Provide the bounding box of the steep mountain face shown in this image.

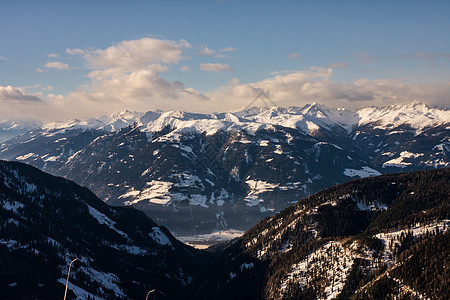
[353,101,450,172]
[0,160,208,299]
[199,168,450,300]
[0,102,448,236]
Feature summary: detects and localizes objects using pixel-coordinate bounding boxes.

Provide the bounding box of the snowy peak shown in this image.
[97,109,144,132]
[356,101,450,130]
[298,102,360,132]
[35,100,449,138]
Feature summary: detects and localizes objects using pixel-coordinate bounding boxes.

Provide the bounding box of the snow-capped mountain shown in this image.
[0,101,448,236]
[0,118,42,143]
[0,160,206,299]
[356,100,450,131]
[199,168,450,300]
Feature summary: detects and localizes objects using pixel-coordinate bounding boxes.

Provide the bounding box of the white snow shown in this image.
[30,101,448,149]
[87,205,128,239]
[375,219,449,266]
[57,265,127,299]
[274,144,283,154]
[120,181,172,205]
[244,179,278,207]
[15,153,36,160]
[108,244,148,256]
[258,140,269,147]
[149,227,172,247]
[383,151,424,168]
[279,241,355,300]
[2,201,24,213]
[344,166,382,178]
[356,200,388,211]
[357,101,450,132]
[57,278,101,300]
[177,229,244,249]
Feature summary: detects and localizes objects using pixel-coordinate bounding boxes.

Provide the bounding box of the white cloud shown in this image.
[36,68,45,73]
[195,46,216,56]
[204,67,450,111]
[287,52,301,59]
[0,56,9,61]
[86,65,179,100]
[199,63,233,72]
[20,84,53,92]
[66,48,86,55]
[84,38,190,70]
[48,53,60,58]
[0,86,49,120]
[34,37,208,120]
[220,47,236,52]
[44,61,70,70]
[180,65,193,71]
[0,86,44,103]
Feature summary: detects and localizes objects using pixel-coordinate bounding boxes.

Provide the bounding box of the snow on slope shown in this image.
[279,219,449,300]
[357,101,450,131]
[34,101,449,139]
[279,240,356,300]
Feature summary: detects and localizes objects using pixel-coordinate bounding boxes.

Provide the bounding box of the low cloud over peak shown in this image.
[0,86,44,103]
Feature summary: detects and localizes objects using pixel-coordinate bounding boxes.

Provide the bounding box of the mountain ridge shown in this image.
[1,101,448,236]
[13,101,450,138]
[0,159,207,299]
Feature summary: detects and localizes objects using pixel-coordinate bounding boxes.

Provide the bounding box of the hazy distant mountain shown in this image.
[0,101,448,236]
[0,119,42,143]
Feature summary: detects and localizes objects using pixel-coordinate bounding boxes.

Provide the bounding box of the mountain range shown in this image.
[1,160,448,299]
[0,101,449,236]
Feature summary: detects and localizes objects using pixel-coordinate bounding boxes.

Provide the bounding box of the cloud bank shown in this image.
[3,37,449,122]
[0,86,49,120]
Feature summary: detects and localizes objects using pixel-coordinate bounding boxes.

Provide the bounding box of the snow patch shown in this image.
[87,205,127,239]
[2,201,25,213]
[383,151,424,168]
[343,166,381,178]
[149,227,172,247]
[15,153,36,160]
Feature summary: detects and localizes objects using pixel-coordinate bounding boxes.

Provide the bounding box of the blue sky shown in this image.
[1,0,449,121]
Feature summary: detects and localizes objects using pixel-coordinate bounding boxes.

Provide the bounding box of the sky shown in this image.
[1,0,449,122]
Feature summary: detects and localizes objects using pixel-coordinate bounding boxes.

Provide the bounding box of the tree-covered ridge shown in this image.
[1,160,448,299]
[201,168,449,299]
[0,160,208,299]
